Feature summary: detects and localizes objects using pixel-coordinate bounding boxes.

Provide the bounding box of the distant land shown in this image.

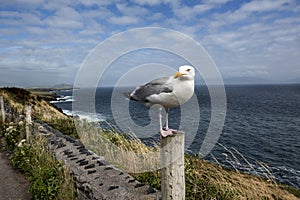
[25,84,73,101]
[28,83,74,91]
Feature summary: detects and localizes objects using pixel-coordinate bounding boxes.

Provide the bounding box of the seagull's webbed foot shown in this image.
[165,127,177,133]
[160,128,178,137]
[160,129,174,137]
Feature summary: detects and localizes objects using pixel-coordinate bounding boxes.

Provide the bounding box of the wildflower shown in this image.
[17,139,26,147]
[18,121,24,126]
[6,126,14,132]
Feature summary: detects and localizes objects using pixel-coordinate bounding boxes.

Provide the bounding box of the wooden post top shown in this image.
[160,131,185,200]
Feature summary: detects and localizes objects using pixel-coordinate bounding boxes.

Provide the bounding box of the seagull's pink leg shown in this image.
[159,107,173,137]
[165,108,177,133]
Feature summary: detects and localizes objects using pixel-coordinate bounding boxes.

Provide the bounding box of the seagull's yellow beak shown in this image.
[174,71,183,78]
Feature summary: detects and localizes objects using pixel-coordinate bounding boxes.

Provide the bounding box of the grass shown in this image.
[75,119,160,173]
[14,136,75,200]
[0,87,66,122]
[28,90,58,101]
[0,88,76,199]
[1,87,299,199]
[74,119,300,199]
[0,120,75,200]
[133,152,300,200]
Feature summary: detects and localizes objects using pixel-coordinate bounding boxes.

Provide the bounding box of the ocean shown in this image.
[52,84,300,189]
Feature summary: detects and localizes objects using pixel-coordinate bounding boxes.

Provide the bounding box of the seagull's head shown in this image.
[174,65,195,80]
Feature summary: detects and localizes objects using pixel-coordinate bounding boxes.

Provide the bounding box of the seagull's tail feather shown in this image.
[123,92,139,101]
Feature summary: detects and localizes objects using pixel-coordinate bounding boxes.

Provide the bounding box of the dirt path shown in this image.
[0,148,31,200]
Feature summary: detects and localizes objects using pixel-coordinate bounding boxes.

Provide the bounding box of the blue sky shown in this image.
[1,0,300,86]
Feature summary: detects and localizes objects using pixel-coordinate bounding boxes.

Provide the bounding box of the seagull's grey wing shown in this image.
[128,77,173,102]
[148,77,169,85]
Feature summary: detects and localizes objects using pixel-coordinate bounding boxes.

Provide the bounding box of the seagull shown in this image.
[124,65,195,137]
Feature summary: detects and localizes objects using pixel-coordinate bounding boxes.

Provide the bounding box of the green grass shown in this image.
[26,115,300,199]
[1,87,299,200]
[0,118,75,200]
[46,117,79,138]
[72,119,299,199]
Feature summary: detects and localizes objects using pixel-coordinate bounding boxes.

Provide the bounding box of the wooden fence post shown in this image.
[0,96,5,123]
[160,132,185,200]
[25,105,32,142]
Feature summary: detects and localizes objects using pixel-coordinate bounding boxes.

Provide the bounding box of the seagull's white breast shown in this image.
[146,78,194,108]
[172,78,194,106]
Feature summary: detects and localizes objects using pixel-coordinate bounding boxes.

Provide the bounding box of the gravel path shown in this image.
[0,148,31,200]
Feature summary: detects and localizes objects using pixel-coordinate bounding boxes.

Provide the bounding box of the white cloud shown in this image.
[44,7,83,29]
[1,0,44,9]
[150,13,165,21]
[204,0,232,3]
[42,0,74,11]
[222,65,269,78]
[110,16,139,25]
[78,20,104,37]
[0,0,299,86]
[78,0,113,7]
[173,4,212,20]
[80,8,113,22]
[201,7,300,82]
[26,26,47,35]
[116,3,149,16]
[240,0,293,12]
[0,11,42,27]
[0,44,85,86]
[208,0,295,31]
[129,0,165,6]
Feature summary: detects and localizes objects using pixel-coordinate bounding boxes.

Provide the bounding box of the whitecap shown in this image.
[62,109,106,122]
[50,95,75,103]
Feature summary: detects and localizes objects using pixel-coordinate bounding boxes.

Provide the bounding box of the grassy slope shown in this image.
[183,156,300,199]
[28,89,58,101]
[0,87,299,199]
[0,87,66,121]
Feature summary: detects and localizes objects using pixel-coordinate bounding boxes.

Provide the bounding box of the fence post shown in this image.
[25,105,32,142]
[0,96,5,123]
[160,132,185,200]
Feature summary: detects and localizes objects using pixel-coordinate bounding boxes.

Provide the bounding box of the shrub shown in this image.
[2,121,25,151]
[1,120,75,200]
[46,117,78,139]
[12,136,75,200]
[134,171,161,190]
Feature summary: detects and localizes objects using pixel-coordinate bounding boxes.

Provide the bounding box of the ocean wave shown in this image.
[62,109,106,122]
[50,96,75,103]
[270,166,300,189]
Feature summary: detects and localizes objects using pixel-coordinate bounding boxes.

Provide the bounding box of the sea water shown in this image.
[53,84,300,188]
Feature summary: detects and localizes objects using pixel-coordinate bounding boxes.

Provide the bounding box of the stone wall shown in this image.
[35,122,160,200]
